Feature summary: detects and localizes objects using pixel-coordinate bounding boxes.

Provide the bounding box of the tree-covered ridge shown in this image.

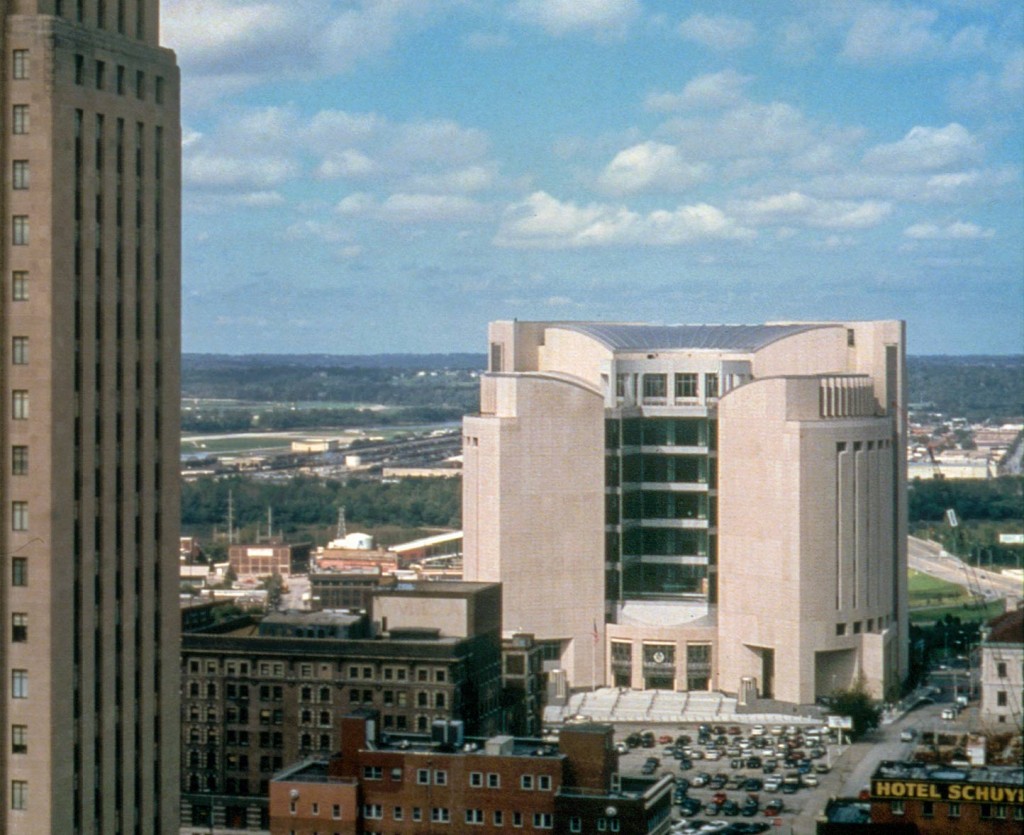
[181,475,461,533]
[907,355,1023,421]
[908,476,1022,523]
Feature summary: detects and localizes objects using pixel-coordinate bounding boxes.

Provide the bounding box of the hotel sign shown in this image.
[872,779,1024,806]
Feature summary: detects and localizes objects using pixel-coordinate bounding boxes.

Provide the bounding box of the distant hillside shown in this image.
[183,353,485,372]
[907,355,1023,422]
[180,353,1023,424]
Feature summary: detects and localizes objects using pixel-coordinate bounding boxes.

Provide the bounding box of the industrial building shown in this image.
[463,320,908,705]
[0,2,180,832]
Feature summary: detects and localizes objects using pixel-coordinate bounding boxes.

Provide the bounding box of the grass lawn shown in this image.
[909,599,1005,625]
[906,569,1006,624]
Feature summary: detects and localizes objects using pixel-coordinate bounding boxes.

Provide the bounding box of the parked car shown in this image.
[709,774,728,789]
[899,728,918,742]
[765,800,784,817]
[704,801,721,816]
[641,757,660,775]
[814,763,831,774]
[626,732,642,748]
[744,777,764,792]
[659,734,674,744]
[801,774,819,787]
[741,798,760,817]
[691,772,711,788]
[679,797,703,816]
[679,758,694,771]
[641,731,656,747]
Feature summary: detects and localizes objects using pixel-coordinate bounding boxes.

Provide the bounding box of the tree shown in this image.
[262,573,284,611]
[830,678,882,740]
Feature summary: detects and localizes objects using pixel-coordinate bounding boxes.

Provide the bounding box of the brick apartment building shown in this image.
[269,714,673,835]
[181,582,503,831]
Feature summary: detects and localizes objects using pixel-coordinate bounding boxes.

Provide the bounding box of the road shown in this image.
[908,536,1022,600]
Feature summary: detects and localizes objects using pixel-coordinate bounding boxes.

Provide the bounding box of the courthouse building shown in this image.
[462,320,908,705]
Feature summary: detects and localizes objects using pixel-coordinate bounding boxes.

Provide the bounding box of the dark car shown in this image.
[732,823,771,834]
[679,758,693,771]
[741,798,760,816]
[704,802,721,816]
[641,757,659,775]
[709,774,728,789]
[744,778,763,792]
[680,797,702,816]
[781,781,799,794]
[640,731,656,748]
[765,799,784,816]
[626,733,642,748]
[676,734,692,746]
[721,800,741,816]
[746,756,762,769]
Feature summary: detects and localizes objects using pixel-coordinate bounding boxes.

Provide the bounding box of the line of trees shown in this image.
[180,474,461,534]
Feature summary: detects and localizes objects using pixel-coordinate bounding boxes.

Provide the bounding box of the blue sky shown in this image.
[165,0,1023,355]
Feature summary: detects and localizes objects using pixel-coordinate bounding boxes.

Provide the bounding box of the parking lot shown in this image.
[613,721,849,834]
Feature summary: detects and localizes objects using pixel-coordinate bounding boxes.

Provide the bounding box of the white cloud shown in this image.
[511,0,640,36]
[903,220,995,239]
[494,191,751,248]
[678,13,756,51]
[597,142,710,195]
[407,165,497,193]
[335,193,377,216]
[841,2,990,64]
[316,150,378,180]
[645,70,753,112]
[184,152,298,189]
[234,191,286,207]
[380,193,485,223]
[842,4,943,62]
[164,0,455,106]
[335,192,486,224]
[736,191,892,229]
[863,123,982,172]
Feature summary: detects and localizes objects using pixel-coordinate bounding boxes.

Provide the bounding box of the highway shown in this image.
[908,536,1022,600]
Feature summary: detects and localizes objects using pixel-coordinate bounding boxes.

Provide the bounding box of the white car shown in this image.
[802,774,819,787]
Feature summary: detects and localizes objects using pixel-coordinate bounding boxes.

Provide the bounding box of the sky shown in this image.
[164,0,1024,355]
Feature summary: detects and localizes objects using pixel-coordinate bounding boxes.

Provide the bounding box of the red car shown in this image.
[658,735,673,744]
[764,800,784,817]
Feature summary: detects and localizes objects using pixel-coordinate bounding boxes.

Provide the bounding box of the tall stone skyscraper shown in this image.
[1,2,180,832]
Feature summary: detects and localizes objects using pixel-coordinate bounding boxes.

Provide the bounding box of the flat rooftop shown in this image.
[874,760,1024,787]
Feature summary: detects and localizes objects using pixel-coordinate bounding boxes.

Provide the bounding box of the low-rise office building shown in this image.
[269,714,673,835]
[979,606,1023,727]
[180,582,503,832]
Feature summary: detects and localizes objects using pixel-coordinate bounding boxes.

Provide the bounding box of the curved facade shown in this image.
[463,320,907,705]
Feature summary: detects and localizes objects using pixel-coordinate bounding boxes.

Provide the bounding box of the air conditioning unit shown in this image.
[432,719,464,747]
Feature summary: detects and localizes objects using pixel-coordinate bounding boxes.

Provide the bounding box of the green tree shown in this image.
[830,678,882,740]
[262,574,284,611]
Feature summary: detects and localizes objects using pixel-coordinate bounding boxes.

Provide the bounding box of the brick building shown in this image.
[180,582,503,832]
[867,760,1023,834]
[269,714,673,835]
[229,542,312,578]
[309,568,397,611]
